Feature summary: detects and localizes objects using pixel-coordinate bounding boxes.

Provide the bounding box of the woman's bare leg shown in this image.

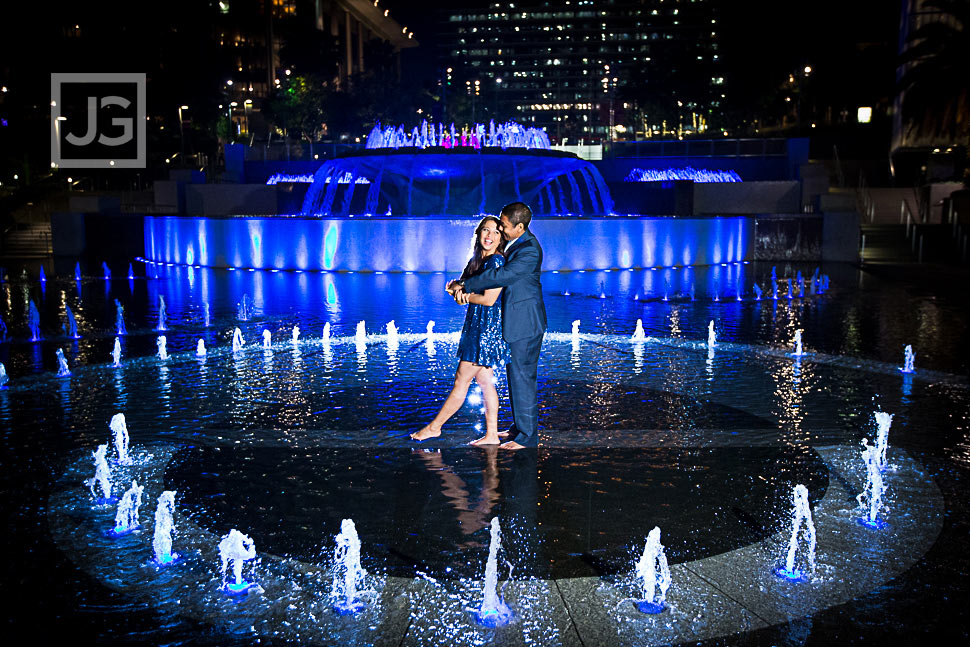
[470,367,502,445]
[412,361,481,440]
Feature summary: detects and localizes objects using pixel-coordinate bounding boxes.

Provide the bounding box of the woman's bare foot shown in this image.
[470,434,501,446]
[410,425,441,441]
[499,440,526,450]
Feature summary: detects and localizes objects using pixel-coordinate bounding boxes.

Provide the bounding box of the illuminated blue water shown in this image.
[0,260,968,645]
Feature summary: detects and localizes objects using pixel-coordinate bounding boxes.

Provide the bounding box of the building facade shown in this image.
[437,0,724,143]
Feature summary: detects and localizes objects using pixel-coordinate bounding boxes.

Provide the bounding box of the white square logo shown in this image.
[51,73,146,169]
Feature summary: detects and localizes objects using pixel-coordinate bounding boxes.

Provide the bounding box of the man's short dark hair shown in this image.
[501,202,532,230]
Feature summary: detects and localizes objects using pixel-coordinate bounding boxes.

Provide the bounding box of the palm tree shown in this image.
[898,0,969,176]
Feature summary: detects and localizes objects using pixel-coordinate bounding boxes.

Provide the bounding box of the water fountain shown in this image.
[707,320,716,349]
[772,281,779,300]
[873,411,894,472]
[386,321,398,346]
[109,413,132,466]
[0,315,6,341]
[196,339,207,357]
[900,345,916,374]
[55,348,71,377]
[203,303,211,328]
[425,320,436,356]
[474,517,513,627]
[74,262,82,282]
[793,330,805,357]
[632,319,646,341]
[85,444,112,502]
[218,529,258,594]
[111,479,144,536]
[28,300,41,341]
[115,300,127,336]
[156,295,167,331]
[156,336,169,360]
[39,266,46,283]
[786,279,793,299]
[128,264,135,280]
[753,283,763,300]
[774,484,817,581]
[322,322,332,344]
[153,491,178,565]
[63,305,80,339]
[237,295,252,321]
[355,321,367,347]
[634,526,671,614]
[232,328,244,352]
[262,329,272,349]
[331,519,368,615]
[0,362,8,388]
[292,325,300,345]
[106,338,121,367]
[571,320,581,343]
[102,262,111,280]
[304,120,612,218]
[857,439,888,529]
[689,283,696,301]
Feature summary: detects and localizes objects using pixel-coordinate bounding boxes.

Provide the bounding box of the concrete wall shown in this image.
[184,184,279,216]
[822,211,860,262]
[50,212,86,256]
[144,215,754,272]
[693,181,800,215]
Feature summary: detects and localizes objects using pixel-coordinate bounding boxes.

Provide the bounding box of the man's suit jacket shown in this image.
[462,229,547,343]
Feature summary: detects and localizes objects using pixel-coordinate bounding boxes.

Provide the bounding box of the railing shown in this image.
[610,138,789,159]
[833,145,845,188]
[949,200,968,263]
[857,171,875,223]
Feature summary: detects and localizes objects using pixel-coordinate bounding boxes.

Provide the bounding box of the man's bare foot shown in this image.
[470,434,501,446]
[410,425,441,441]
[499,440,525,450]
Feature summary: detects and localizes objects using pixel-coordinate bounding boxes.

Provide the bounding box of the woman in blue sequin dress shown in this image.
[412,216,510,445]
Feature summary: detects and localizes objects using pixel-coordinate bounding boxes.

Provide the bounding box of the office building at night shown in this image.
[437,0,724,142]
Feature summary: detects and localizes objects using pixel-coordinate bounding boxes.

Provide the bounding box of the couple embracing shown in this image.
[411,202,546,449]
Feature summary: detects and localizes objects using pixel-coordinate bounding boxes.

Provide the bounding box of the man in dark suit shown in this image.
[449,202,547,449]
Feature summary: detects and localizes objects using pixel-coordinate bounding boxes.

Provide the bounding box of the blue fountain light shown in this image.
[473,606,514,628]
[857,517,889,530]
[625,167,742,183]
[366,119,550,150]
[636,600,667,614]
[773,566,808,582]
[224,581,256,595]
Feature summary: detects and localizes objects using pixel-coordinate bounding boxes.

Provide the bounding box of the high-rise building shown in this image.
[436,0,724,142]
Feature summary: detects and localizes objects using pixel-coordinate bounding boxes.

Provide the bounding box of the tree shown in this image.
[898,0,969,171]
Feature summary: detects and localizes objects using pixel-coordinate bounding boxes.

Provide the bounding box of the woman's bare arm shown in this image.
[463,287,502,306]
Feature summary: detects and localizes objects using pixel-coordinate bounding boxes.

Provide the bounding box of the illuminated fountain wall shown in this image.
[144,121,753,271]
[143,215,750,272]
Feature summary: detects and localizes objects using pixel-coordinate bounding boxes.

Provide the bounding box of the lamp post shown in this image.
[178,105,189,162]
[244,99,252,136]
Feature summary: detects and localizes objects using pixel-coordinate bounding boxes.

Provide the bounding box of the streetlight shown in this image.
[178,105,189,162]
[243,99,252,135]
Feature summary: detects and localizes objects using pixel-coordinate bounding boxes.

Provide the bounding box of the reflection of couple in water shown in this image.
[411,202,546,449]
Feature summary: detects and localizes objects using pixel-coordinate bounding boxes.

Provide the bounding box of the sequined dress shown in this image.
[457,254,510,368]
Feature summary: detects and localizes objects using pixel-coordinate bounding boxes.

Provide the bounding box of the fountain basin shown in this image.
[144,215,752,272]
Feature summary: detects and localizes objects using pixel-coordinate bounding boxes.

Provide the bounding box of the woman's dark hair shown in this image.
[460,216,506,280]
